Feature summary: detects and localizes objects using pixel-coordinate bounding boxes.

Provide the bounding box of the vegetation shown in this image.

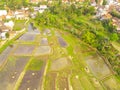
[0,0,29,10]
[103,0,107,5]
[111,9,120,19]
[13,20,26,31]
[27,59,44,71]
[5,32,9,38]
[33,2,120,76]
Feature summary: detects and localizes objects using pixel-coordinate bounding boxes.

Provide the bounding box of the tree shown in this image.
[6,32,9,38]
[110,33,119,41]
[81,30,96,46]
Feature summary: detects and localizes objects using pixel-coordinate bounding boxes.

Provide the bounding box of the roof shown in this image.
[0,10,7,16]
[40,5,47,8]
[0,21,4,26]
[0,26,9,32]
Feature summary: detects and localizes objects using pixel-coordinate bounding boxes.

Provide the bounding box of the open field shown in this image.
[50,57,70,71]
[0,45,16,66]
[34,46,51,56]
[19,70,43,90]
[13,44,35,56]
[57,77,69,90]
[0,56,30,90]
[44,72,57,90]
[71,75,84,90]
[103,76,120,90]
[40,38,48,45]
[13,20,25,31]
[57,36,68,47]
[0,28,120,90]
[18,33,37,41]
[18,58,45,90]
[85,53,111,80]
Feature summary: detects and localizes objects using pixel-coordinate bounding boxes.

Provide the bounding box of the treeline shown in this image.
[111,10,120,19]
[33,2,120,75]
[0,0,28,10]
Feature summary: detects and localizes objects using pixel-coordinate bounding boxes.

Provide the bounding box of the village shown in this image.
[0,0,120,41]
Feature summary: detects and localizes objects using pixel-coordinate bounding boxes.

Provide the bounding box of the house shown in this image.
[33,5,47,13]
[0,31,6,40]
[0,26,9,40]
[0,15,6,21]
[6,15,14,20]
[0,10,7,16]
[100,13,112,20]
[6,11,15,20]
[107,0,114,5]
[30,13,37,18]
[4,21,14,30]
[39,5,47,13]
[0,21,10,40]
[30,0,40,4]
[91,1,97,6]
[117,27,120,32]
[34,7,40,11]
[111,17,120,32]
[14,10,29,20]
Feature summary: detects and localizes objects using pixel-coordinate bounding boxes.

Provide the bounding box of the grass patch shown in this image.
[111,42,120,52]
[27,58,44,71]
[13,20,26,31]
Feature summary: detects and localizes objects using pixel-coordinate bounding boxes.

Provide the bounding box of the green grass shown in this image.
[111,42,120,52]
[27,58,44,71]
[13,20,26,31]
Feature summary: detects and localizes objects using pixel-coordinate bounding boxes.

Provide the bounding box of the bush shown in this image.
[6,32,9,38]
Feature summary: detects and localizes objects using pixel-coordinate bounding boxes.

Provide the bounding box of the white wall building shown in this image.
[107,0,114,5]
[4,21,14,30]
[0,10,7,16]
[39,5,47,13]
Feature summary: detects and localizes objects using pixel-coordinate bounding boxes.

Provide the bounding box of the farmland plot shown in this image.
[13,45,35,56]
[57,37,68,47]
[33,28,41,34]
[71,76,84,90]
[34,46,51,56]
[85,53,111,80]
[19,70,43,90]
[57,77,69,90]
[18,33,36,41]
[103,77,120,90]
[40,38,48,45]
[19,59,45,90]
[0,56,30,90]
[50,57,70,71]
[44,72,57,90]
[0,45,16,66]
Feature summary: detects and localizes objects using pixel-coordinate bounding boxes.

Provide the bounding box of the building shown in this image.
[39,5,47,13]
[0,10,7,16]
[30,0,40,4]
[4,21,14,30]
[14,10,29,20]
[0,21,10,40]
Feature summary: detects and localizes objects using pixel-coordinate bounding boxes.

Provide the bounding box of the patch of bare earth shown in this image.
[44,72,57,90]
[34,46,51,56]
[13,45,35,56]
[19,65,45,90]
[0,56,30,90]
[50,57,70,71]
